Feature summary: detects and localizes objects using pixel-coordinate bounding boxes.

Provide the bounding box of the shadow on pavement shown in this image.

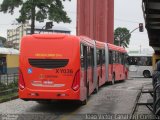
[27,100,81,114]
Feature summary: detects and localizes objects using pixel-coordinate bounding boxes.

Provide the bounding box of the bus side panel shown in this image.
[108,64,113,81]
[101,64,106,86]
[80,68,87,101]
[115,64,125,81]
[97,65,106,87]
[88,67,94,95]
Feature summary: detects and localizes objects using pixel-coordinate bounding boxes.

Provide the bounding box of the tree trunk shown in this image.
[31,2,35,34]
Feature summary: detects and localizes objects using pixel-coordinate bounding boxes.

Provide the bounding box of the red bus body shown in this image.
[19,34,128,103]
[107,43,128,82]
[95,41,108,87]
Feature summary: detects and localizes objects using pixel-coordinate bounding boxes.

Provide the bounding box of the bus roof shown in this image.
[107,43,127,53]
[96,41,106,49]
[79,36,95,46]
[32,33,72,39]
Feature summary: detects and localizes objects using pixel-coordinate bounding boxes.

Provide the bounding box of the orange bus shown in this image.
[19,34,128,105]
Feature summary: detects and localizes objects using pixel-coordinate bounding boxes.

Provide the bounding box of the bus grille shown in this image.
[28,59,69,69]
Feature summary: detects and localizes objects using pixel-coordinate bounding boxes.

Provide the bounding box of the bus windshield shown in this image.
[127,56,152,66]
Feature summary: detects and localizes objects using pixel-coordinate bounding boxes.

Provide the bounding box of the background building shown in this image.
[0,48,19,74]
[0,37,19,74]
[7,21,71,49]
[7,21,30,49]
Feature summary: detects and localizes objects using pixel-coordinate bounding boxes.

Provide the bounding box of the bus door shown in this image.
[81,45,88,87]
[109,50,113,80]
[97,49,103,82]
[99,50,103,78]
[90,48,94,83]
[87,47,94,93]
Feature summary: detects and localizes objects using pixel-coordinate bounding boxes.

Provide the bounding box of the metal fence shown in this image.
[0,73,18,90]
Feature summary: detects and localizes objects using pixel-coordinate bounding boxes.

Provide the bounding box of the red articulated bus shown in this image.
[107,43,128,84]
[19,34,128,105]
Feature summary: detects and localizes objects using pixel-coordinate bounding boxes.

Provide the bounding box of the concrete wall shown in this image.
[77,0,114,43]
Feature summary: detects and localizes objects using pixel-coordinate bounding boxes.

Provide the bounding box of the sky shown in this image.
[114,0,153,52]
[0,0,153,52]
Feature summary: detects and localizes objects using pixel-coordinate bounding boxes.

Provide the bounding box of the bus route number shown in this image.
[56,69,73,75]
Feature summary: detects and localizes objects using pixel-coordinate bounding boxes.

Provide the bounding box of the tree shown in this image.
[114,27,131,48]
[0,0,71,34]
[0,36,6,44]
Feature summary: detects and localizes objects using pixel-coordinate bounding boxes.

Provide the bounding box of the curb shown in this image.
[0,88,18,96]
[130,89,142,120]
[0,95,18,104]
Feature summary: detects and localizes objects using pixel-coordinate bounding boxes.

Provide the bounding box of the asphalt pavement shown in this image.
[0,77,153,120]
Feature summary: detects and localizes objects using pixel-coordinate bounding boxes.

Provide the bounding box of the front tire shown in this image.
[143,70,151,78]
[94,79,99,94]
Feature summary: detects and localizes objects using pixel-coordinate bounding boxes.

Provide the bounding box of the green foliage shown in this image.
[0,36,6,44]
[0,0,71,34]
[0,82,17,91]
[0,82,6,90]
[114,27,131,48]
[0,0,22,14]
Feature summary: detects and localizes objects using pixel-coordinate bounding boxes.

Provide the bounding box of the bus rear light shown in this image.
[19,69,25,90]
[72,70,80,91]
[29,93,39,96]
[57,93,68,97]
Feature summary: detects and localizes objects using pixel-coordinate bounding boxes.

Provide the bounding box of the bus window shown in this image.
[97,49,103,77]
[99,49,103,77]
[109,50,112,64]
[91,48,94,82]
[87,47,91,67]
[127,57,138,65]
[102,50,105,64]
[97,49,100,65]
[121,53,125,65]
[97,49,103,65]
[99,50,102,66]
[119,53,122,64]
[81,44,87,69]
[112,51,116,63]
[80,44,84,68]
[115,51,119,63]
[91,48,94,67]
[83,46,87,69]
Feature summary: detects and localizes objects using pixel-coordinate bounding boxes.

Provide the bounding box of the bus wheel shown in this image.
[94,78,99,94]
[143,70,151,78]
[112,74,115,85]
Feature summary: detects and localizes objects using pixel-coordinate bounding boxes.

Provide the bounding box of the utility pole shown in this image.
[119,23,144,47]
